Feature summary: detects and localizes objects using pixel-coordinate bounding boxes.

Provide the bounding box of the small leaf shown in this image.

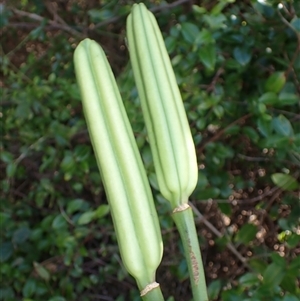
[234,224,257,244]
[197,171,208,189]
[199,44,217,71]
[95,204,110,219]
[233,47,252,66]
[195,28,214,45]
[0,242,13,262]
[257,117,273,137]
[283,295,300,301]
[6,162,17,177]
[181,22,200,43]
[258,92,278,105]
[239,272,259,287]
[208,279,222,300]
[278,92,299,106]
[78,211,95,225]
[33,261,50,281]
[290,17,300,32]
[0,151,13,163]
[60,153,75,172]
[67,199,88,214]
[265,72,286,93]
[242,126,259,143]
[52,215,67,229]
[48,297,66,301]
[263,262,285,288]
[12,227,31,244]
[203,14,227,29]
[22,279,37,298]
[192,187,220,200]
[213,104,224,118]
[271,173,299,191]
[272,114,294,136]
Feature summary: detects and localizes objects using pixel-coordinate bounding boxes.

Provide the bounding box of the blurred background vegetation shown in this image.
[1,0,300,300]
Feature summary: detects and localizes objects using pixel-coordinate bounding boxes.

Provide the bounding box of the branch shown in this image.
[198,113,252,154]
[93,0,191,30]
[189,202,250,268]
[11,8,84,38]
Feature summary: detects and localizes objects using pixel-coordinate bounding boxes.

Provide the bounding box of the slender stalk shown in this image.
[172,207,208,301]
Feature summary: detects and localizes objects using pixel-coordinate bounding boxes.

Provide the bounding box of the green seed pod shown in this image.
[127,4,198,208]
[74,38,163,290]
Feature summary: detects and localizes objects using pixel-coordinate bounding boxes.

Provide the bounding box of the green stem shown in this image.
[172,207,208,301]
[140,284,165,301]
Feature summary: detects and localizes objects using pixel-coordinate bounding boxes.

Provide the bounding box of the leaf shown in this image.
[263,262,285,288]
[48,297,66,301]
[0,151,13,163]
[258,92,278,105]
[0,242,13,262]
[192,187,220,200]
[6,162,17,177]
[203,14,227,29]
[283,295,300,301]
[22,279,37,298]
[262,135,290,148]
[213,104,224,118]
[95,204,110,219]
[199,44,217,71]
[278,92,299,106]
[195,28,214,45]
[290,17,300,32]
[242,126,259,143]
[33,261,50,281]
[78,211,95,225]
[197,171,208,189]
[60,153,75,172]
[257,117,273,137]
[88,9,114,22]
[281,273,297,294]
[265,72,286,93]
[239,272,259,287]
[74,145,91,162]
[181,22,200,43]
[272,114,294,137]
[233,47,252,66]
[234,224,257,244]
[67,199,87,214]
[208,279,222,300]
[52,215,67,230]
[271,173,299,191]
[249,258,267,274]
[12,227,31,244]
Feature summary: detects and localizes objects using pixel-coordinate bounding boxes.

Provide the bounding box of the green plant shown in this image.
[127,4,207,301]
[74,38,164,301]
[1,0,300,300]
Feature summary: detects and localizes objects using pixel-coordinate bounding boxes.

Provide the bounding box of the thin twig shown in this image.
[198,113,252,154]
[93,0,191,29]
[58,204,75,226]
[189,202,250,268]
[11,8,84,37]
[14,136,46,165]
[209,186,280,204]
[259,188,282,226]
[237,153,300,168]
[277,5,300,80]
[206,67,224,93]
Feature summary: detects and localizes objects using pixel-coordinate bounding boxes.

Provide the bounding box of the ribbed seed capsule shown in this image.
[73,38,163,289]
[127,4,198,207]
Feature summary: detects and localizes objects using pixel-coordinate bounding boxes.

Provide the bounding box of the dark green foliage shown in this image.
[1,0,299,300]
